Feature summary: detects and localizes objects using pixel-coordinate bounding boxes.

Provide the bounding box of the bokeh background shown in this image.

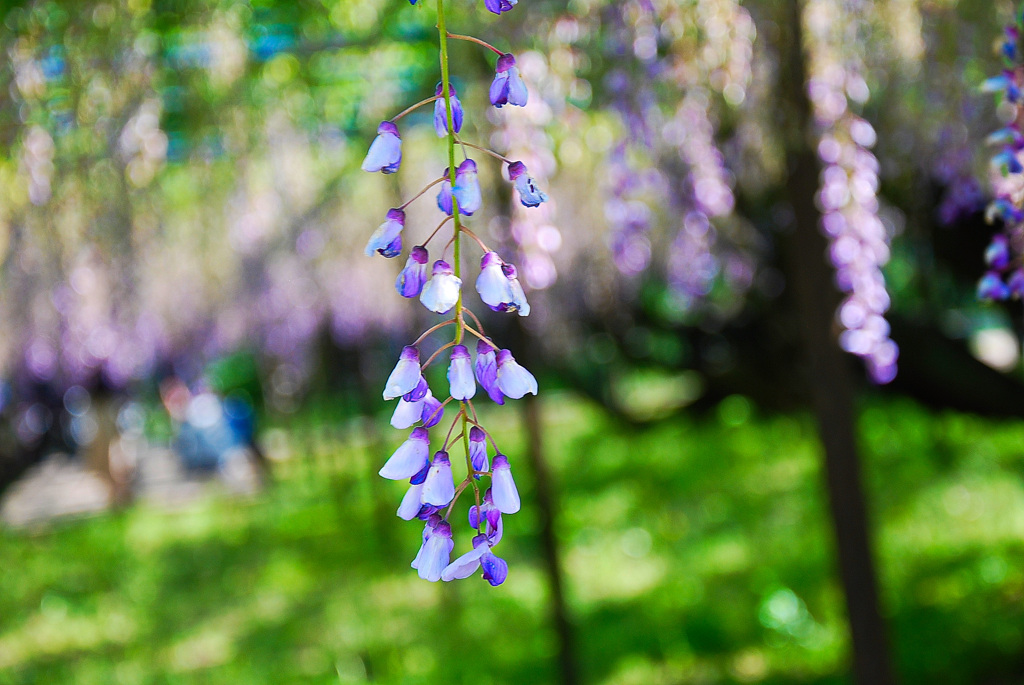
[1,0,1024,683]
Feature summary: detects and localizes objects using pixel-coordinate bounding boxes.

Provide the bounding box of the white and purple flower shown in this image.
[490,53,528,108]
[365,208,405,258]
[383,346,422,400]
[484,0,517,16]
[396,245,429,298]
[419,260,463,314]
[490,454,520,514]
[434,82,464,137]
[421,450,456,506]
[441,535,508,585]
[474,340,504,404]
[501,263,530,316]
[495,349,537,399]
[412,516,454,582]
[447,344,476,400]
[453,159,482,216]
[507,161,548,207]
[379,427,431,480]
[361,120,402,173]
[469,426,489,475]
[437,173,454,215]
[476,251,516,311]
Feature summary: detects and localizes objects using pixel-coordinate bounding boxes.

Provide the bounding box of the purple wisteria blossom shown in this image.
[508,161,548,207]
[434,82,464,137]
[379,427,430,480]
[447,344,476,400]
[419,260,462,313]
[383,346,422,400]
[361,121,402,174]
[805,10,898,384]
[396,246,429,298]
[490,53,528,108]
[437,175,454,215]
[477,251,516,311]
[422,451,456,506]
[474,340,504,404]
[490,454,520,514]
[495,349,537,399]
[484,0,517,16]
[412,517,454,582]
[365,209,405,258]
[469,426,489,474]
[453,159,482,215]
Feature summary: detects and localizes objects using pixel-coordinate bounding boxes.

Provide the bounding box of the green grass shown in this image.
[1,393,1024,684]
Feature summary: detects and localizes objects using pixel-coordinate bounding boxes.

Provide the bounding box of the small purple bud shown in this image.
[495,349,538,399]
[420,392,445,428]
[453,159,482,216]
[403,375,429,403]
[420,260,463,314]
[481,551,509,586]
[447,344,477,400]
[978,272,1011,300]
[414,520,454,582]
[383,346,422,400]
[986,235,1011,270]
[379,427,430,480]
[490,455,520,514]
[475,339,504,404]
[1009,269,1024,297]
[365,208,406,258]
[422,451,456,506]
[470,489,503,545]
[496,53,517,73]
[396,245,430,298]
[361,121,402,174]
[484,0,518,15]
[433,82,464,137]
[469,426,489,476]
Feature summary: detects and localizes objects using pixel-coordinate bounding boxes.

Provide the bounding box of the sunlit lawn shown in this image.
[1,393,1024,684]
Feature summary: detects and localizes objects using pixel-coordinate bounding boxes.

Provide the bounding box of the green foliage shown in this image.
[1,396,1023,684]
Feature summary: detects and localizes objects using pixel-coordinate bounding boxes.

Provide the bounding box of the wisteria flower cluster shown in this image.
[804,0,898,384]
[362,0,548,584]
[979,9,1024,301]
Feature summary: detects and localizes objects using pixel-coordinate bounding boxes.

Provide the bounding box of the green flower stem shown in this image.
[438,0,480,513]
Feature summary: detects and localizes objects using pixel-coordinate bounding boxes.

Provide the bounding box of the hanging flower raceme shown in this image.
[979,12,1024,302]
[360,0,543,585]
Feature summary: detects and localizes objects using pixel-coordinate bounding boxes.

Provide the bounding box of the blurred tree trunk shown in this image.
[778,2,896,684]
[521,392,578,685]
